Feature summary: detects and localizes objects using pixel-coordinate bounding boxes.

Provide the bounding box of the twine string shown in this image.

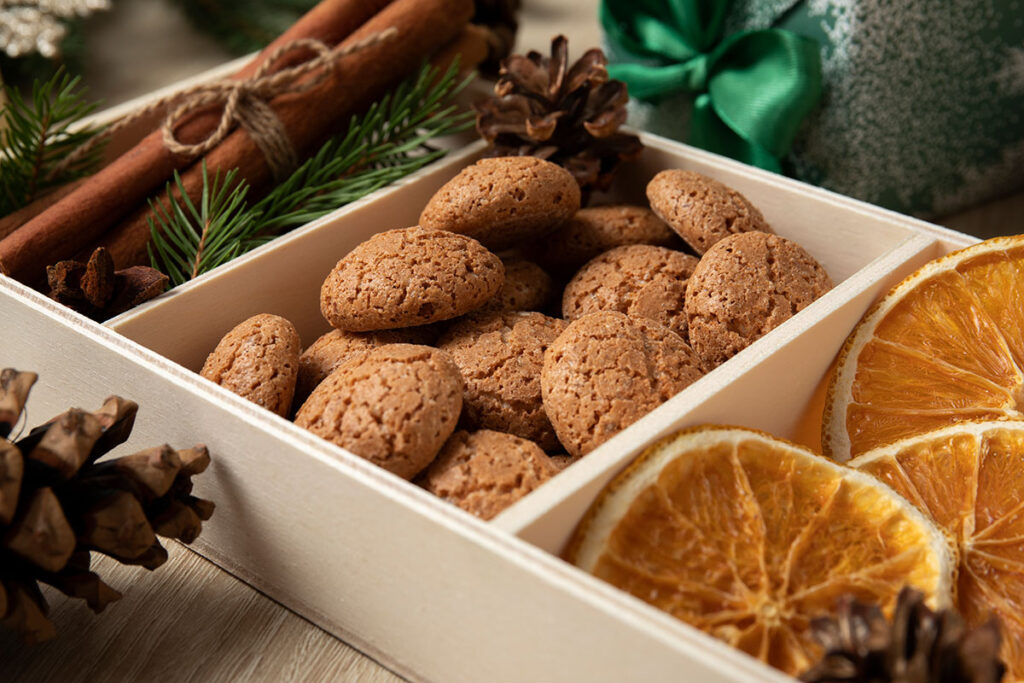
[48,27,398,182]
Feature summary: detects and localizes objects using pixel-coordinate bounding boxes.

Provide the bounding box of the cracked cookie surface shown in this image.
[294,344,464,480]
[562,244,698,338]
[320,226,503,332]
[685,231,833,370]
[439,311,567,451]
[532,204,681,274]
[200,313,301,418]
[295,327,437,406]
[419,156,580,251]
[477,258,553,314]
[647,170,770,255]
[418,429,558,520]
[541,311,704,457]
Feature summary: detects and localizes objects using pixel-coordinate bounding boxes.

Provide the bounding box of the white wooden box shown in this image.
[0,82,978,681]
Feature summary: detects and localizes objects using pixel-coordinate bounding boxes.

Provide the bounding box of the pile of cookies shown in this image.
[199,156,832,520]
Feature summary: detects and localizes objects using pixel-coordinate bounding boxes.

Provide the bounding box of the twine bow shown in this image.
[49,27,398,181]
[600,0,822,173]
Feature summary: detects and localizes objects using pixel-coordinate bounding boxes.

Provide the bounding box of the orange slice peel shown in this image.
[567,426,953,677]
[824,235,1024,461]
[850,419,1024,680]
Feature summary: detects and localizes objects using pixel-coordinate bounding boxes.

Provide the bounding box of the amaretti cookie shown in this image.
[418,430,558,520]
[561,244,698,339]
[439,311,567,451]
[541,312,704,457]
[533,204,680,273]
[320,226,503,332]
[685,231,833,369]
[419,156,580,251]
[295,327,436,406]
[549,453,579,471]
[647,170,770,254]
[200,314,301,418]
[477,258,553,314]
[294,344,463,480]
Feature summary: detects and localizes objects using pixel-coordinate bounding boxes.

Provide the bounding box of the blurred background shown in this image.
[1,0,1021,236]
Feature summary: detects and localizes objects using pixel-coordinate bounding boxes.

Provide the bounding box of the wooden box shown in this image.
[0,81,977,681]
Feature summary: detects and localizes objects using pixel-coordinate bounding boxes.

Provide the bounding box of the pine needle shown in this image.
[146,164,255,286]
[0,68,105,216]
[149,60,473,287]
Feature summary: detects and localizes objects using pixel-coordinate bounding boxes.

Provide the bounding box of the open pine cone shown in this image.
[0,368,214,643]
[800,588,1005,683]
[474,35,643,199]
[471,0,521,76]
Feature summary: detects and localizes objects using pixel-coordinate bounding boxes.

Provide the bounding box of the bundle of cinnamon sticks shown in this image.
[0,0,481,288]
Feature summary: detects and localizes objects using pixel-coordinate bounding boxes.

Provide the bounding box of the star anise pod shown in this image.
[474,35,643,200]
[800,588,1005,683]
[46,247,168,321]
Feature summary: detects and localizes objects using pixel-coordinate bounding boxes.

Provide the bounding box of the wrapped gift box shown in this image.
[606,0,1024,218]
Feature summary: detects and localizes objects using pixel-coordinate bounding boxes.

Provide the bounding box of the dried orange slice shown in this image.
[566,426,953,677]
[824,235,1024,461]
[850,420,1024,680]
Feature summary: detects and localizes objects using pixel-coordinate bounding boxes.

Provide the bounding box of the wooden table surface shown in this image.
[2,0,1022,681]
[1,544,402,682]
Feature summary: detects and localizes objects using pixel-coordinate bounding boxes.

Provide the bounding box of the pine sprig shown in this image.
[149,61,473,287]
[0,68,104,216]
[146,164,256,285]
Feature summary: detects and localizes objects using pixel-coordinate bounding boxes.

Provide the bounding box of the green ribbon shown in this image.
[601,0,822,173]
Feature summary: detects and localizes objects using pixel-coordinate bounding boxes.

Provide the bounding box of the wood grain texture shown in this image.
[0,542,402,683]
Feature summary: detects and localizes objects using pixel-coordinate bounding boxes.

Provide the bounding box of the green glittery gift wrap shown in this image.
[604,0,1024,218]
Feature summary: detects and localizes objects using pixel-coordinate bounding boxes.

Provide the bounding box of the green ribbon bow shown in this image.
[601,0,822,173]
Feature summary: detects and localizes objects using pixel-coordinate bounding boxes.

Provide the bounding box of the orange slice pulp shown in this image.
[566,426,953,677]
[824,235,1024,462]
[851,420,1024,680]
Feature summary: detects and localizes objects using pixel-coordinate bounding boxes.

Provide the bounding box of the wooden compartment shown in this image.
[0,79,980,681]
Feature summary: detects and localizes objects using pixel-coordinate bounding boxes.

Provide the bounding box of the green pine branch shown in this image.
[149,60,474,288]
[147,164,256,285]
[0,68,104,216]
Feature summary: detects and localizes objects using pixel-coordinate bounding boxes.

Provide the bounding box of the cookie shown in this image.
[549,453,579,471]
[561,244,698,339]
[320,226,503,332]
[532,204,681,273]
[685,231,833,369]
[295,326,437,406]
[647,170,770,255]
[541,312,704,457]
[200,314,301,418]
[438,311,567,451]
[418,430,558,520]
[477,258,553,314]
[294,344,463,480]
[419,156,580,251]
[626,278,690,341]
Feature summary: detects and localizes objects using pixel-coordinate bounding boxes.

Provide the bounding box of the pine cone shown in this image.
[474,35,643,200]
[0,368,214,643]
[800,587,1005,683]
[471,0,521,76]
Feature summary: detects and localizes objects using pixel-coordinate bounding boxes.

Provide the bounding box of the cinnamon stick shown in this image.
[431,24,491,77]
[99,0,474,269]
[0,0,395,285]
[0,178,85,241]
